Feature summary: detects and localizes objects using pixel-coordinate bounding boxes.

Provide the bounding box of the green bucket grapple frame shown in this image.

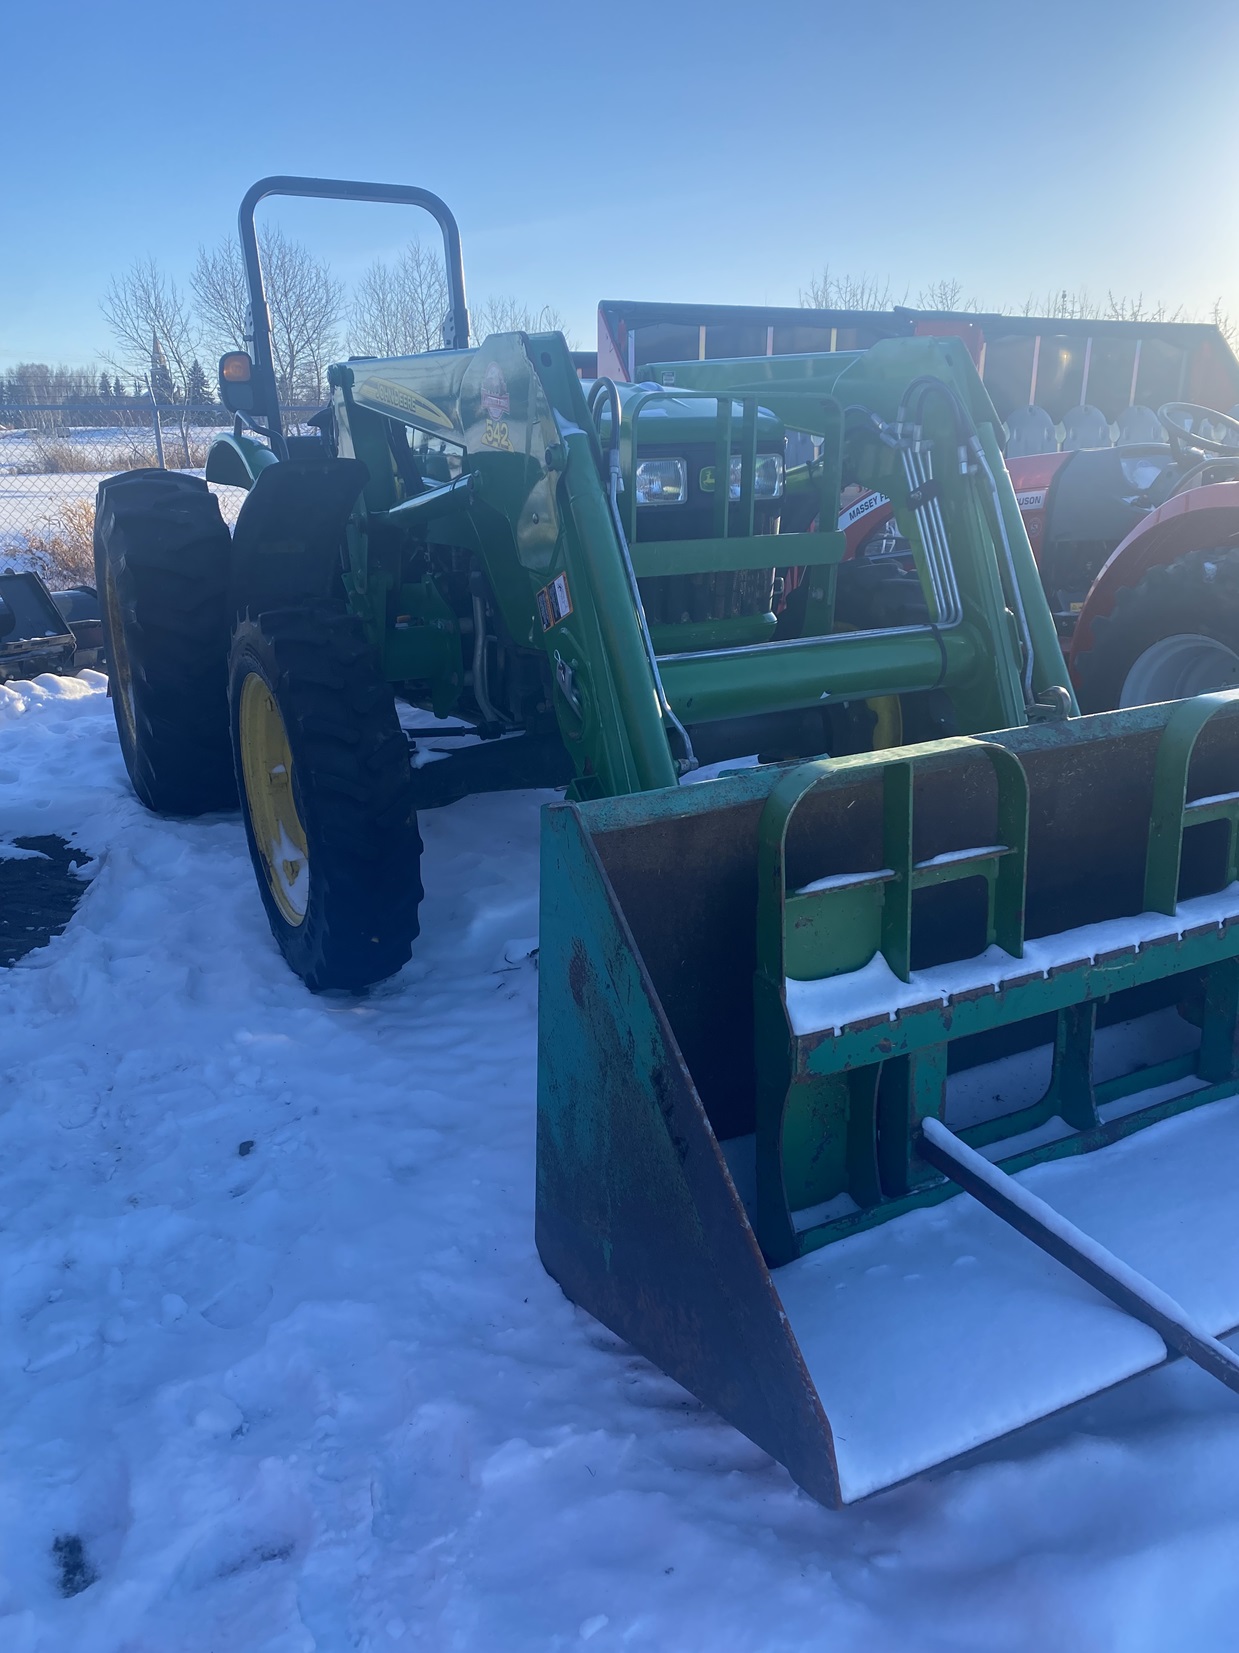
[95,177,1239,1499]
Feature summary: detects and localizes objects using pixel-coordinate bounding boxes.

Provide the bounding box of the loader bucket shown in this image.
[536,692,1239,1504]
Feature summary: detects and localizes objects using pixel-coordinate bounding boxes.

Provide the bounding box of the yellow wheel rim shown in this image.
[868,693,903,750]
[103,559,137,748]
[238,672,310,926]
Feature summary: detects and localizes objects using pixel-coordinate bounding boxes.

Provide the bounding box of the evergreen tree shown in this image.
[149,331,176,403]
[114,376,126,401]
[99,371,113,403]
[186,359,213,407]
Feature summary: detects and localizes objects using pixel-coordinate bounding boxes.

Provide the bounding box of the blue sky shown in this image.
[5,0,1239,371]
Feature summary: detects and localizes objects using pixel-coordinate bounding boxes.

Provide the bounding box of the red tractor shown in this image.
[1010,411,1239,707]
[597,300,1239,713]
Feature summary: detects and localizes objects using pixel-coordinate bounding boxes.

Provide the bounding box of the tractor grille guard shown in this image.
[619,382,970,680]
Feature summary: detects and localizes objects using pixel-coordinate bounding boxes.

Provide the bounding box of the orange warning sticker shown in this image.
[535,573,574,631]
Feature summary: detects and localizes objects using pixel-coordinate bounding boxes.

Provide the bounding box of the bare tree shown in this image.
[1209,297,1236,347]
[190,238,250,355]
[1014,287,1235,333]
[101,256,201,461]
[264,229,343,404]
[472,296,575,347]
[798,269,899,311]
[102,257,200,391]
[348,242,450,357]
[917,278,980,313]
[191,227,344,405]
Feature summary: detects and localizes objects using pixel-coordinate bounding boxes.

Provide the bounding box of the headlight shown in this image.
[699,453,785,500]
[634,457,688,505]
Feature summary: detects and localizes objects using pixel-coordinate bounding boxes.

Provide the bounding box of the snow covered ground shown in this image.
[4,674,1239,1651]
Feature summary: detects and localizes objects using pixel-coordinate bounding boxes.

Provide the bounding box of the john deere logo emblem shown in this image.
[481,362,510,421]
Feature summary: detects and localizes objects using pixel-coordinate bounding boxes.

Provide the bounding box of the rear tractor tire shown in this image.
[93,469,236,814]
[229,606,423,992]
[1074,547,1239,712]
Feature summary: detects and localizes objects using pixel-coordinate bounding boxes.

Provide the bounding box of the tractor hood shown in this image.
[337,350,785,454]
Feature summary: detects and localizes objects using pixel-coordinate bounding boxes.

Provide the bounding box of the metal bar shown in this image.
[630,531,834,579]
[386,472,475,523]
[656,624,978,723]
[558,428,678,791]
[956,1005,1094,1151]
[1093,1051,1196,1109]
[740,397,758,538]
[1052,1001,1098,1129]
[713,397,733,538]
[1144,690,1239,914]
[235,175,470,448]
[919,1117,1239,1396]
[810,915,1239,1075]
[147,385,166,469]
[1129,340,1143,407]
[1200,957,1239,1083]
[797,1069,1239,1257]
[1029,335,1042,405]
[1080,337,1093,408]
[974,420,1077,712]
[880,761,914,982]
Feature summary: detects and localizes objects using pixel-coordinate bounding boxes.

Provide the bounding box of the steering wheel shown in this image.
[1159,402,1239,461]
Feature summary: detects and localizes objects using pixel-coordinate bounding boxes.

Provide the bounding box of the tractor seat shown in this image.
[1005,405,1059,458]
[1061,404,1112,452]
[1116,404,1165,446]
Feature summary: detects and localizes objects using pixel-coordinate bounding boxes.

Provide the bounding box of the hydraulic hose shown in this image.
[899,377,1039,709]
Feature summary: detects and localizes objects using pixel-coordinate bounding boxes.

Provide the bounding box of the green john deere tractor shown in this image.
[96,179,1239,1501]
[95,174,1072,992]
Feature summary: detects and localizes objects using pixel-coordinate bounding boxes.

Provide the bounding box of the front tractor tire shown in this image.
[93,469,236,814]
[1073,547,1239,712]
[229,606,423,992]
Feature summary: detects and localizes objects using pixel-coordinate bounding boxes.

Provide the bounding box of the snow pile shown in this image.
[4,676,1239,1650]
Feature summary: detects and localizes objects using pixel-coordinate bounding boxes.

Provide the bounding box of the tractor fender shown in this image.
[229,457,369,618]
[1069,481,1239,670]
[837,488,893,555]
[204,432,281,490]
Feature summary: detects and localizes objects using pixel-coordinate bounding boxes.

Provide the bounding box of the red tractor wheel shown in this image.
[1072,546,1239,711]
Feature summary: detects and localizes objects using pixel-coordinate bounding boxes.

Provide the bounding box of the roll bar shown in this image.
[236,174,469,437]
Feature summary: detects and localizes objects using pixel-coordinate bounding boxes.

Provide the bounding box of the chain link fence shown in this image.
[0,403,317,589]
